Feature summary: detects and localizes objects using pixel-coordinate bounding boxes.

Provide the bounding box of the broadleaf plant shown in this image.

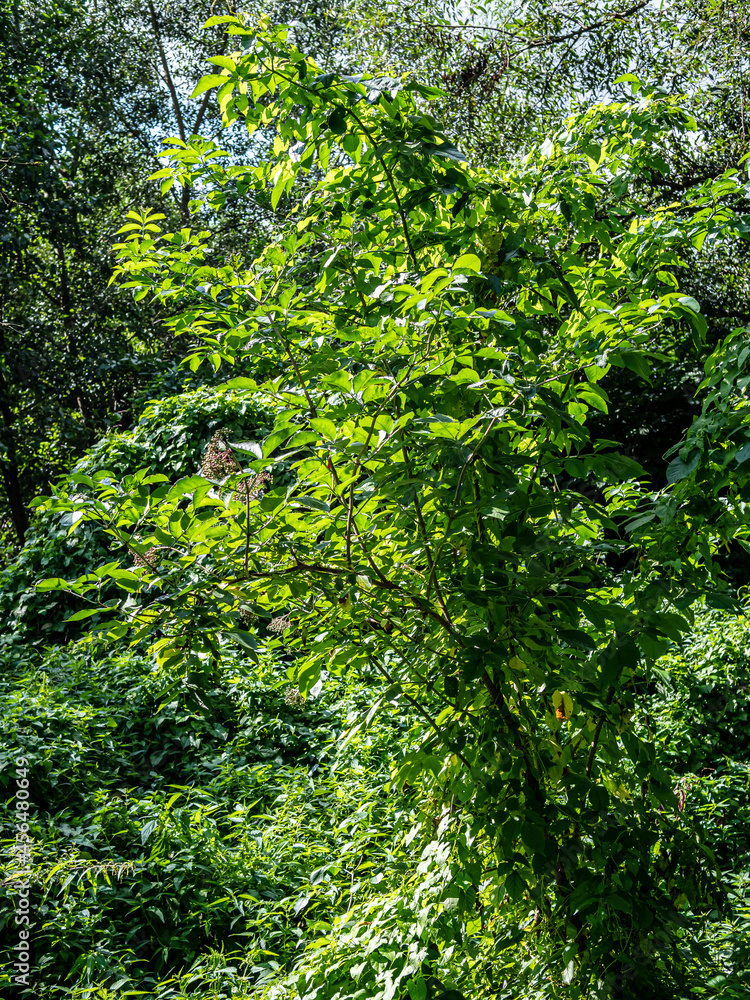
[37,15,750,998]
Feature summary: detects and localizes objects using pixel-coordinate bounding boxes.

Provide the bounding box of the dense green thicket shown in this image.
[3,610,750,998]
[0,411,412,996]
[0,642,413,996]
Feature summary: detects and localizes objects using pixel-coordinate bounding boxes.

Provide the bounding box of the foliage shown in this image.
[335,0,750,173]
[0,0,279,552]
[3,617,750,999]
[33,14,750,998]
[331,0,750,488]
[0,385,272,651]
[0,640,413,996]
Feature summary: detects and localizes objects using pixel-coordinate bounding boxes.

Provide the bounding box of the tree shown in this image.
[0,0,276,551]
[39,14,750,998]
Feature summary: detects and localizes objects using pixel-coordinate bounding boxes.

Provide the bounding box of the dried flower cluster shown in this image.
[200,431,240,479]
[268,614,291,634]
[233,469,272,503]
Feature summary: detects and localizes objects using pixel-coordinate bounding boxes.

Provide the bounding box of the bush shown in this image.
[0,387,273,648]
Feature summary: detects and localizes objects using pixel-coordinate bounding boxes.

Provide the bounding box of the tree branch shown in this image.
[147,0,186,144]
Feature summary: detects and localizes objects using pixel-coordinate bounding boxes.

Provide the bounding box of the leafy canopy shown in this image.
[38,15,750,997]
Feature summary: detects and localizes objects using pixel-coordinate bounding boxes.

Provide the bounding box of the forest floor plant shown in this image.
[28,14,750,999]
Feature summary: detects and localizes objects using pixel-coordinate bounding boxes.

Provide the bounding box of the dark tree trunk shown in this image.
[0,355,29,545]
[0,449,29,545]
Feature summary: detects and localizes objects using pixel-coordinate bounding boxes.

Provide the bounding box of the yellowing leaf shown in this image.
[453,252,482,272]
[552,690,574,720]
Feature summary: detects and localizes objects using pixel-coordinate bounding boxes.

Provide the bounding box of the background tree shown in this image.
[0,0,277,552]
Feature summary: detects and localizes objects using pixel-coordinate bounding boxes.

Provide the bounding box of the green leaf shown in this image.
[263,427,295,457]
[190,74,228,99]
[327,108,347,134]
[666,451,700,483]
[64,607,106,622]
[226,630,258,655]
[222,377,258,391]
[562,959,576,984]
[677,295,701,313]
[36,578,69,592]
[207,55,237,71]
[407,978,427,1000]
[141,819,158,844]
[504,869,527,902]
[294,496,330,512]
[203,14,239,26]
[229,440,263,458]
[453,253,481,272]
[614,348,652,382]
[310,417,338,440]
[271,168,291,210]
[558,629,597,651]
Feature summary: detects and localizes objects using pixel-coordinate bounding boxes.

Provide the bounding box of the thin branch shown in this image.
[393,2,648,51]
[254,55,420,270]
[586,715,607,779]
[272,323,317,417]
[367,653,472,770]
[192,32,228,135]
[346,105,420,271]
[193,89,213,136]
[522,2,649,52]
[146,0,187,145]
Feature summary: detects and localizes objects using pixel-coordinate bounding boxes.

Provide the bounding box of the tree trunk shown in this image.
[0,397,28,545]
[0,450,29,545]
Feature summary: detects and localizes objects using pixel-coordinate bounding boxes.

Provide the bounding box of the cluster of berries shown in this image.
[268,614,291,634]
[133,546,160,569]
[284,686,304,707]
[233,468,272,502]
[200,431,273,502]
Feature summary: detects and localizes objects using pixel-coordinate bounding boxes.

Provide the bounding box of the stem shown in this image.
[345,479,355,567]
[254,57,419,271]
[146,0,192,221]
[392,400,452,624]
[586,716,606,779]
[394,3,648,46]
[244,477,251,577]
[273,324,317,417]
[193,89,213,135]
[428,404,506,599]
[346,105,419,271]
[147,0,186,145]
[367,653,472,770]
